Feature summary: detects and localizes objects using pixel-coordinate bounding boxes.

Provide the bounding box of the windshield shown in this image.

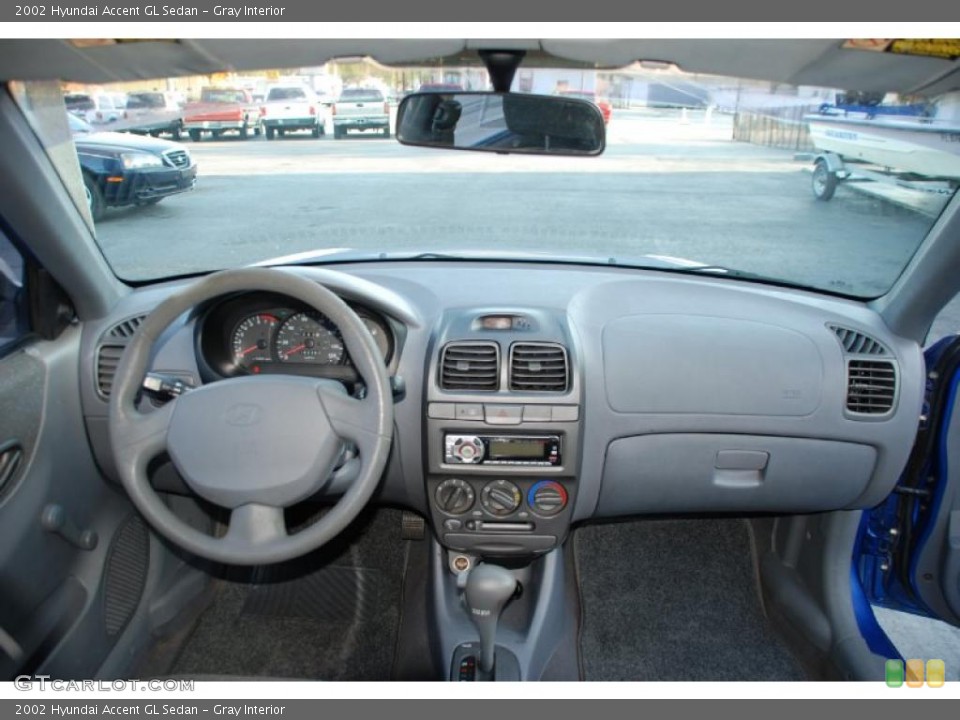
[20,58,960,297]
[267,87,308,101]
[127,92,166,109]
[339,88,385,102]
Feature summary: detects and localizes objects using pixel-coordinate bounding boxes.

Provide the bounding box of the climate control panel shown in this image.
[427,474,574,556]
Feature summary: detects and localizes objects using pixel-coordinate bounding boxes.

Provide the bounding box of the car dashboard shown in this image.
[78,261,924,558]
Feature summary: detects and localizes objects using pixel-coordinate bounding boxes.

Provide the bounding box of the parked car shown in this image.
[332,87,391,138]
[260,84,327,139]
[64,91,127,125]
[69,114,197,221]
[183,87,260,141]
[557,89,612,124]
[123,91,184,140]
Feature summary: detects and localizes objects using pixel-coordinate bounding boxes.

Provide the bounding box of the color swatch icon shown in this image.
[885,659,904,687]
[906,659,925,687]
[926,659,945,688]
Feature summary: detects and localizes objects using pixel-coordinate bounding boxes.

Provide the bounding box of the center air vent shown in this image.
[96,344,126,399]
[847,360,896,415]
[509,343,569,392]
[439,342,500,391]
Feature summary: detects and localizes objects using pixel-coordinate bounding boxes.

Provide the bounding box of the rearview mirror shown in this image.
[396,91,605,156]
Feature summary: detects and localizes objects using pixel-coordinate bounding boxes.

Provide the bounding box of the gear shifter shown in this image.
[464,563,518,673]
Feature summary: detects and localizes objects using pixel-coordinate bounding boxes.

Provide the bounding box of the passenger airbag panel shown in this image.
[602,315,823,416]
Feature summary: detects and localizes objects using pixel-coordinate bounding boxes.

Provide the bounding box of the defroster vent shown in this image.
[439,342,500,391]
[509,343,569,392]
[108,315,146,339]
[846,360,896,415]
[829,325,888,356]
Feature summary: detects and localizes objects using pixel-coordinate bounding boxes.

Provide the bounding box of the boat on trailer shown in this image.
[805,110,960,201]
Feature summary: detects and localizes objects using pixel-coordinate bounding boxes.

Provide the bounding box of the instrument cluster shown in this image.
[198,292,394,381]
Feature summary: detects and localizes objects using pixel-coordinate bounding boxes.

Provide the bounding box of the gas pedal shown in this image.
[401,511,426,541]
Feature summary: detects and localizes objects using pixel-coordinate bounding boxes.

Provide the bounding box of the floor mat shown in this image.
[575,518,806,681]
[161,508,407,681]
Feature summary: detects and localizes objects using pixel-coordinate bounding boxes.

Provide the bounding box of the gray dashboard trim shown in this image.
[80,261,924,523]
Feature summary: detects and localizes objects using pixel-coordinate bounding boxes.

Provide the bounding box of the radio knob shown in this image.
[453,437,484,464]
[528,481,568,516]
[480,480,522,516]
[435,478,475,515]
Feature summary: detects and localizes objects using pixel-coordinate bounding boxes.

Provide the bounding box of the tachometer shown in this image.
[231,313,279,368]
[276,311,345,365]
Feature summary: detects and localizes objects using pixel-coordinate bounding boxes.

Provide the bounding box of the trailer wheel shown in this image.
[265,126,275,140]
[812,159,838,201]
[188,129,201,142]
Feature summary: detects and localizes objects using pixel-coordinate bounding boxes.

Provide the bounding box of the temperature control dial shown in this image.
[435,478,475,516]
[480,480,522,516]
[528,481,568,516]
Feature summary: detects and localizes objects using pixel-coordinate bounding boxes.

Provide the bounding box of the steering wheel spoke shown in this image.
[113,400,176,471]
[318,385,389,458]
[224,503,288,548]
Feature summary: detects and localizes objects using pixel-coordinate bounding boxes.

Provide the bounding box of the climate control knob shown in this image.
[435,478,475,515]
[528,481,568,516]
[480,480,522,516]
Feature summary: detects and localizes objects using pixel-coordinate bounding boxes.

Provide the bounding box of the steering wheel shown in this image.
[108,268,394,565]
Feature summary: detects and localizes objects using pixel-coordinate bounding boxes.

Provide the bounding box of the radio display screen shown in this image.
[489,438,545,459]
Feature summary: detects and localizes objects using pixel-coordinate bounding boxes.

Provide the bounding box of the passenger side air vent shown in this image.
[846,360,896,415]
[96,344,126,399]
[509,343,569,392]
[108,315,146,339]
[829,324,888,356]
[439,342,500,391]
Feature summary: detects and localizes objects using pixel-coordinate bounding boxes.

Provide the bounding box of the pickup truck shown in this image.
[124,91,184,139]
[260,85,327,140]
[183,87,260,141]
[332,88,390,139]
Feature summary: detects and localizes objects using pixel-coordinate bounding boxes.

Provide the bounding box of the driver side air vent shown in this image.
[439,342,500,391]
[846,360,896,415]
[96,344,126,400]
[829,324,888,356]
[509,342,569,392]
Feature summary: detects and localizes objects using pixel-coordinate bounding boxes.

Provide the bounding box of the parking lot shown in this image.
[91,108,960,341]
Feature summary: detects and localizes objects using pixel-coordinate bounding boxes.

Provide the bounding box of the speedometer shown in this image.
[276,311,345,365]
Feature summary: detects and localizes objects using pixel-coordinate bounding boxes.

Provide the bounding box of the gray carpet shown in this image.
[164,508,407,681]
[575,518,806,681]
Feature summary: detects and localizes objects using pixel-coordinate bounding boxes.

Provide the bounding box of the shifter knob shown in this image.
[464,564,518,673]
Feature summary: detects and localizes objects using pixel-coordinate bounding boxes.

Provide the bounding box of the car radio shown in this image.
[444,434,561,466]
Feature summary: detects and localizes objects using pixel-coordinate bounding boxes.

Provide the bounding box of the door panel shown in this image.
[0,327,136,678]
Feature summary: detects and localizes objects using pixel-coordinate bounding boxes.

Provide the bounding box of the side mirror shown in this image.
[396,91,605,156]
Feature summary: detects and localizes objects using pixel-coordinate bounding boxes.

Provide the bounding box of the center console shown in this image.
[422,309,583,681]
[423,309,582,559]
